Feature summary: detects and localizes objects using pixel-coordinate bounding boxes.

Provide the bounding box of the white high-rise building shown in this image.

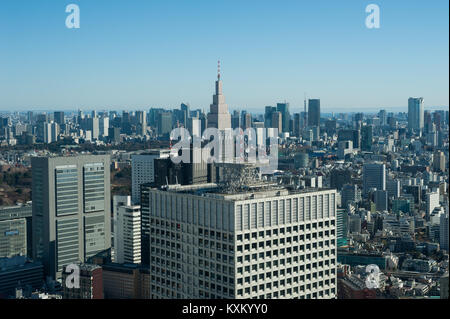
[115,205,141,264]
[426,191,440,216]
[131,150,171,204]
[143,183,337,299]
[43,121,59,143]
[99,117,109,137]
[112,195,132,261]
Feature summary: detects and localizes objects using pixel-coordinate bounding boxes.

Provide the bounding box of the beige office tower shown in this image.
[145,183,338,299]
[207,62,231,131]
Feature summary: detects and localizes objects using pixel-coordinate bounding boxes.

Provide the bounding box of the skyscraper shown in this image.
[115,205,141,264]
[308,99,320,127]
[53,111,64,126]
[31,155,111,279]
[207,61,231,130]
[264,106,276,128]
[361,125,373,151]
[276,102,290,133]
[131,150,171,204]
[408,97,424,132]
[363,163,386,196]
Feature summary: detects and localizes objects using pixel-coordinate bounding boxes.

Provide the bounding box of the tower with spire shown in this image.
[207,60,231,130]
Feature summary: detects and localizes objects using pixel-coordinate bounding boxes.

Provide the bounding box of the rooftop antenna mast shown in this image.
[304,92,307,128]
[217,60,221,80]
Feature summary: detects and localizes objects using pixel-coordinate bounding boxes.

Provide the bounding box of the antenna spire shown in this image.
[217,60,221,80]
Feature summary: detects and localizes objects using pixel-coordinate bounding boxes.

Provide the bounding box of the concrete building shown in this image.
[115,205,141,264]
[62,263,103,299]
[131,150,171,204]
[0,256,44,298]
[102,263,150,299]
[0,205,32,258]
[426,191,440,217]
[31,155,111,280]
[144,183,337,299]
[433,151,446,173]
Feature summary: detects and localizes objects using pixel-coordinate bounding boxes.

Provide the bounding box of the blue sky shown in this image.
[0,0,448,112]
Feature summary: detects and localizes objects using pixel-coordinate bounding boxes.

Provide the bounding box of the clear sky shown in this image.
[0,0,448,113]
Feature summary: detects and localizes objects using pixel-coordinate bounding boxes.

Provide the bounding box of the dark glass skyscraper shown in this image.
[308,99,320,127]
[276,102,290,133]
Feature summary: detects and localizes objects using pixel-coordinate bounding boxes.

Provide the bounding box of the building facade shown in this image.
[31,155,111,280]
[144,183,337,299]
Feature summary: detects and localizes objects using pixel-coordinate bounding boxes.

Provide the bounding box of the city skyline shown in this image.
[1,0,448,111]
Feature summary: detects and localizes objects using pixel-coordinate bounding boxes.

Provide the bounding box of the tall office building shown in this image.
[87,116,100,140]
[131,150,171,204]
[231,110,241,129]
[374,190,388,212]
[144,183,337,299]
[363,163,386,196]
[115,205,141,264]
[361,125,373,151]
[207,62,231,130]
[31,155,111,280]
[426,191,440,216]
[433,151,446,172]
[271,112,282,132]
[276,103,290,133]
[157,112,173,136]
[440,210,449,252]
[99,117,109,137]
[408,97,424,132]
[53,111,65,126]
[43,121,59,143]
[135,110,147,136]
[308,99,320,127]
[386,179,401,199]
[264,106,276,128]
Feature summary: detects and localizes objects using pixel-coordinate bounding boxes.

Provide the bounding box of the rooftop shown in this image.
[155,182,334,201]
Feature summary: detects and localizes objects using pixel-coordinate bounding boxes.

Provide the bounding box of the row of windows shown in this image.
[237,251,335,265]
[238,287,336,299]
[237,260,336,276]
[237,239,336,253]
[237,277,335,293]
[236,221,335,241]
